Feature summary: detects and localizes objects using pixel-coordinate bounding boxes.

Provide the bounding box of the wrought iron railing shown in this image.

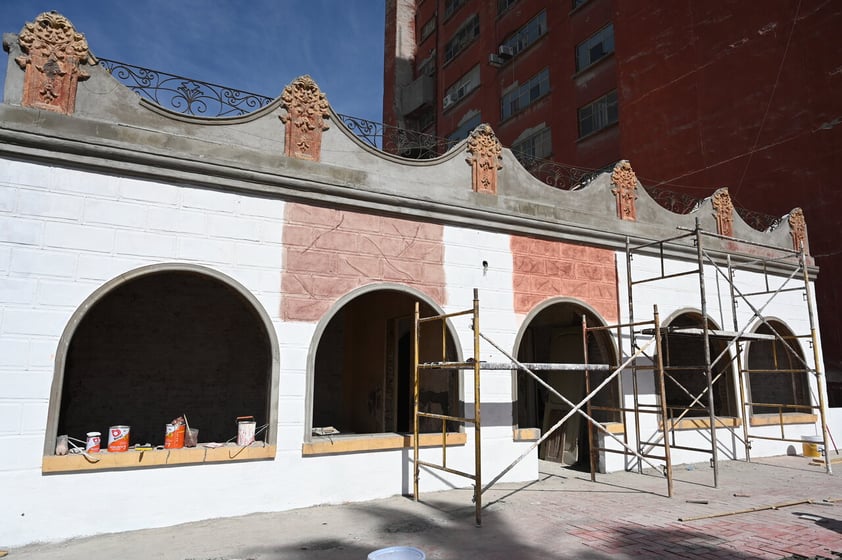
[99,58,274,117]
[97,57,780,230]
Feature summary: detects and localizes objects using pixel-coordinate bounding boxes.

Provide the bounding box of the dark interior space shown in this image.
[312,290,459,436]
[516,302,618,467]
[747,320,809,414]
[57,270,272,448]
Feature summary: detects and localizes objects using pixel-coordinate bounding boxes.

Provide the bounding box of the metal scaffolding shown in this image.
[413,222,832,523]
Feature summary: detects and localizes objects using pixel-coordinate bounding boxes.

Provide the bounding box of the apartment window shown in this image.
[448,112,482,143]
[444,0,467,20]
[418,51,436,77]
[420,16,436,42]
[444,14,480,63]
[498,0,519,14]
[444,65,480,110]
[578,90,618,137]
[501,68,550,120]
[500,11,547,57]
[572,0,589,9]
[575,24,614,71]
[512,127,552,160]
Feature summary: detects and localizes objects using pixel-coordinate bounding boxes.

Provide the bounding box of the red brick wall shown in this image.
[511,236,618,322]
[281,204,445,322]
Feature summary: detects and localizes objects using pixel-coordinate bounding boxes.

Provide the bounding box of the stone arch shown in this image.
[305,283,462,441]
[512,297,619,466]
[45,263,279,455]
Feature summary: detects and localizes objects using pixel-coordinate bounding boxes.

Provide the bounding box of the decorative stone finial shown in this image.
[788,207,809,254]
[465,124,502,194]
[279,75,330,162]
[611,160,638,221]
[711,188,734,237]
[14,11,93,114]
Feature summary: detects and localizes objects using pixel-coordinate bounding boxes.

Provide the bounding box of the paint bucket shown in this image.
[107,425,130,452]
[368,547,426,560]
[85,431,101,453]
[164,423,185,449]
[237,416,256,446]
[802,435,824,458]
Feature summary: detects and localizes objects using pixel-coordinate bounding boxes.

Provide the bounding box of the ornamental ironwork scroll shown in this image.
[14,11,94,114]
[611,161,638,221]
[466,124,502,194]
[280,75,330,162]
[99,58,273,117]
[712,188,734,237]
[788,207,809,253]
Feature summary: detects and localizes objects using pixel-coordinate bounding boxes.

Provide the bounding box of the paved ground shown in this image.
[6,455,842,559]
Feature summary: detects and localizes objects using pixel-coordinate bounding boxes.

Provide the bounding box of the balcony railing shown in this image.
[97,57,780,231]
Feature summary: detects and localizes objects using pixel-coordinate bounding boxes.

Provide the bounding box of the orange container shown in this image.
[107,425,130,452]
[164,423,185,449]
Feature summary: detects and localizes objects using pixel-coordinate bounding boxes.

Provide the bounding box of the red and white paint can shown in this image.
[237,417,256,446]
[107,425,130,452]
[164,423,185,449]
[85,431,101,453]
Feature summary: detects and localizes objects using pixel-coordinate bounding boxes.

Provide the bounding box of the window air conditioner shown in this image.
[489,53,504,66]
[443,93,457,108]
[498,45,515,58]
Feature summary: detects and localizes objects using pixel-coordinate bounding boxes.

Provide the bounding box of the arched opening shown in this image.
[661,311,736,419]
[515,299,618,467]
[311,288,460,438]
[49,266,276,453]
[746,319,810,415]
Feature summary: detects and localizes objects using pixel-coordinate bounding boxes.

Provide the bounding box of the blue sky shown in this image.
[0,1,386,122]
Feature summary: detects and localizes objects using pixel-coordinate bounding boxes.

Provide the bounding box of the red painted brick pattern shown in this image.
[511,236,618,322]
[281,203,445,321]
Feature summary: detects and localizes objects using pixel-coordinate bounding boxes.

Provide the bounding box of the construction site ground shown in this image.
[6,454,842,560]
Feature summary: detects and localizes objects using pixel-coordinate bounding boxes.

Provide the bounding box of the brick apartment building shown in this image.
[383,0,842,393]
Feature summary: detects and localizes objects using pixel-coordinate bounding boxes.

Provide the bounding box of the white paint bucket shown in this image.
[237,419,256,446]
[368,547,426,560]
[85,431,101,453]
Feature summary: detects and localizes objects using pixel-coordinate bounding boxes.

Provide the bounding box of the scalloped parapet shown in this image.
[280,75,330,162]
[712,188,734,237]
[14,11,94,115]
[466,123,502,194]
[611,160,638,221]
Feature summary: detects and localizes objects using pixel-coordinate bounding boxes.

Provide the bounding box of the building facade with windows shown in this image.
[1,9,839,547]
[383,1,842,395]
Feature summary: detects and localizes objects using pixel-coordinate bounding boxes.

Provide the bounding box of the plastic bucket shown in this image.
[368,547,425,560]
[237,421,256,446]
[802,435,823,458]
[107,425,130,452]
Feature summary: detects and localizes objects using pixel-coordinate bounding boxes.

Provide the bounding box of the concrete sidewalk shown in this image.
[6,455,842,560]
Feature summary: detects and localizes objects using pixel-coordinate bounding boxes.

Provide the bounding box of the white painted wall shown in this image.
[612,250,837,473]
[0,159,536,547]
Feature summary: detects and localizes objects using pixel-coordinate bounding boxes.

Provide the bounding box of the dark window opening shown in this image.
[747,321,810,414]
[57,270,272,450]
[516,302,618,467]
[661,313,736,419]
[312,290,460,437]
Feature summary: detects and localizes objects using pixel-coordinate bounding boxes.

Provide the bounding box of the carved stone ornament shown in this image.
[15,11,93,115]
[788,207,809,253]
[465,124,502,194]
[279,75,330,162]
[711,188,734,237]
[611,160,638,221]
